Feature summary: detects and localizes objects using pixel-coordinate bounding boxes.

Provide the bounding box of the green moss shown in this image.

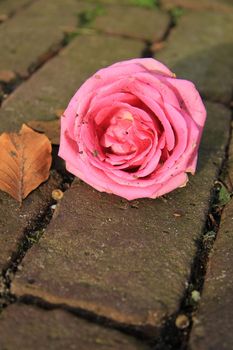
[84,0,160,7]
[63,5,105,45]
[217,182,231,206]
[128,0,160,7]
[78,5,105,27]
[169,6,184,25]
[26,229,44,245]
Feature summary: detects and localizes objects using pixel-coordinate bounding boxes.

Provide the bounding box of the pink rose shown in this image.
[59,58,206,200]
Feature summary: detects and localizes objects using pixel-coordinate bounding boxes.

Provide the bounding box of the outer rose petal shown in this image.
[186,153,198,175]
[59,117,78,168]
[111,58,174,77]
[164,78,207,127]
[67,58,174,112]
[66,159,160,200]
[153,173,188,198]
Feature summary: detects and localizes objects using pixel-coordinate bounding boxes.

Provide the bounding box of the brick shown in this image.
[11,102,230,334]
[0,303,149,349]
[0,34,143,132]
[0,171,62,272]
[156,10,233,103]
[92,4,169,41]
[0,0,93,77]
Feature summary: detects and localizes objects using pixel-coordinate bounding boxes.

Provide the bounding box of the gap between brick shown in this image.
[0,35,71,106]
[17,295,153,345]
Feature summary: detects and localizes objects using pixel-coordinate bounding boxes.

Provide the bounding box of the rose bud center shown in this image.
[98,108,155,171]
[101,110,137,155]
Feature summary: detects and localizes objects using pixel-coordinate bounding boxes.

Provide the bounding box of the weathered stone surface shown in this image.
[92,5,169,41]
[0,0,32,19]
[86,0,158,5]
[0,171,62,271]
[0,34,143,132]
[227,124,233,179]
[189,130,233,350]
[190,197,233,350]
[0,0,93,77]
[11,102,230,334]
[156,10,233,104]
[161,0,233,11]
[0,303,148,350]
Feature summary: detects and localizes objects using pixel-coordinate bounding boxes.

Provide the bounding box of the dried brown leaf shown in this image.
[27,119,60,145]
[0,124,52,203]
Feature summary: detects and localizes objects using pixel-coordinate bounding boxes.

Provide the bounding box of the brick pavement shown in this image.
[0,0,232,349]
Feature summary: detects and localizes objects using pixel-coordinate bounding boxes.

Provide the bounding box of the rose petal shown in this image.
[164,78,207,127]
[153,172,188,198]
[111,58,174,77]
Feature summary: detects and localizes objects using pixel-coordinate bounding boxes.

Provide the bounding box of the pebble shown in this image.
[175,314,190,329]
[52,189,64,201]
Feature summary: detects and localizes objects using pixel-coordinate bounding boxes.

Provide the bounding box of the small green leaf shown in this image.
[78,5,105,27]
[191,290,201,303]
[217,182,231,206]
[170,6,184,25]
